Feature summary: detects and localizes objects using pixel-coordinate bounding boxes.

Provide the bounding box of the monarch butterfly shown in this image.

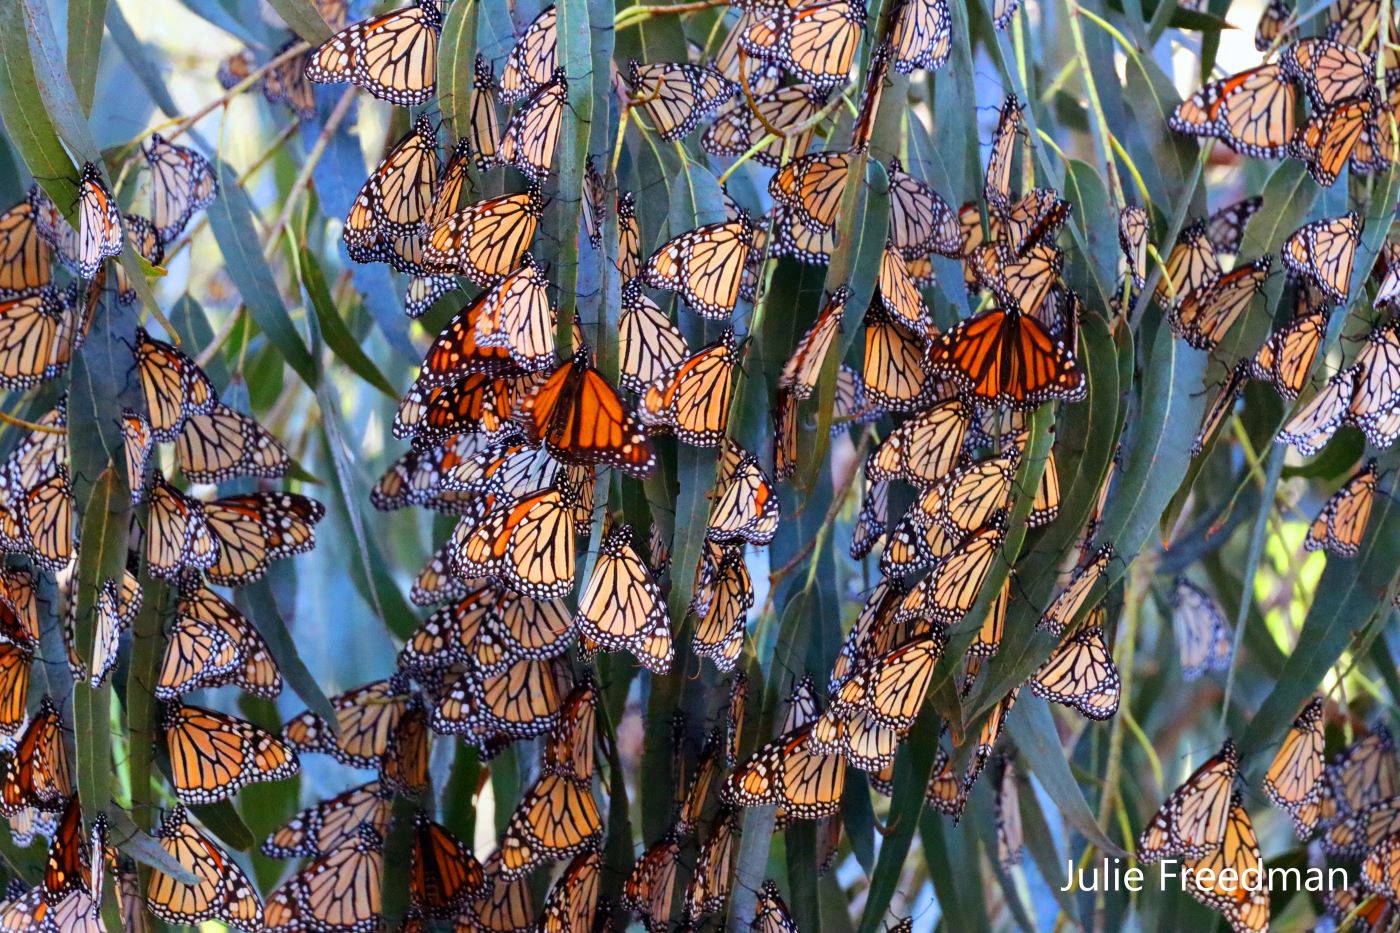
[725,672,749,768]
[1282,211,1362,303]
[1306,458,1378,557]
[1154,220,1222,307]
[1348,322,1400,445]
[283,677,415,768]
[538,849,600,933]
[895,514,1006,625]
[515,348,657,476]
[344,115,438,250]
[1169,257,1271,350]
[1325,793,1400,859]
[0,288,90,389]
[113,212,165,306]
[498,770,602,879]
[399,581,571,676]
[262,825,384,933]
[1169,576,1232,681]
[440,434,560,499]
[141,134,218,244]
[889,0,950,72]
[264,39,318,120]
[0,635,31,741]
[1032,610,1121,720]
[686,807,739,919]
[146,806,263,928]
[1254,0,1293,50]
[752,879,799,933]
[1290,95,1375,187]
[770,151,849,233]
[707,454,780,547]
[739,0,865,88]
[500,5,557,103]
[1191,363,1249,459]
[777,287,845,399]
[990,758,1025,870]
[1169,64,1296,158]
[702,84,826,168]
[380,703,431,795]
[928,294,1085,409]
[200,491,326,587]
[175,401,290,484]
[1137,738,1239,861]
[0,199,52,297]
[409,540,469,607]
[998,188,1072,258]
[642,212,753,319]
[414,298,524,389]
[622,836,678,933]
[876,243,929,328]
[624,60,736,140]
[825,635,940,735]
[542,680,597,785]
[306,0,441,104]
[1263,696,1325,836]
[262,782,393,860]
[0,697,70,816]
[393,372,520,442]
[410,814,486,919]
[431,654,570,742]
[769,203,839,265]
[73,163,124,279]
[888,161,960,260]
[135,328,218,441]
[1183,794,1269,932]
[451,853,534,933]
[640,328,738,446]
[156,583,281,700]
[691,545,753,672]
[423,186,544,284]
[574,526,671,674]
[864,398,968,488]
[861,309,933,412]
[164,703,299,805]
[1206,196,1262,257]
[498,69,567,180]
[966,241,1062,315]
[1250,308,1327,400]
[881,453,1012,576]
[1037,544,1114,635]
[461,257,554,374]
[619,285,688,395]
[1283,38,1374,108]
[70,568,141,689]
[1278,364,1356,456]
[959,689,1017,799]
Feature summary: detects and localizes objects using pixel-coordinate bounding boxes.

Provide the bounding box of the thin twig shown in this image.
[262,88,357,259]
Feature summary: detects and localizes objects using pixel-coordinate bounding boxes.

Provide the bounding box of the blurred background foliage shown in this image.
[0,0,1397,930]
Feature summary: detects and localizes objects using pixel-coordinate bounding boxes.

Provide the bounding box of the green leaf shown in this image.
[1008,696,1124,855]
[234,578,338,731]
[18,0,102,167]
[267,0,334,43]
[1238,452,1400,767]
[0,0,78,213]
[66,0,107,115]
[435,0,481,143]
[207,159,321,387]
[106,811,200,884]
[298,247,398,397]
[190,799,255,851]
[71,467,127,859]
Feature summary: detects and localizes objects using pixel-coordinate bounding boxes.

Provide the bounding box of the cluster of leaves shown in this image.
[0,0,1397,931]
